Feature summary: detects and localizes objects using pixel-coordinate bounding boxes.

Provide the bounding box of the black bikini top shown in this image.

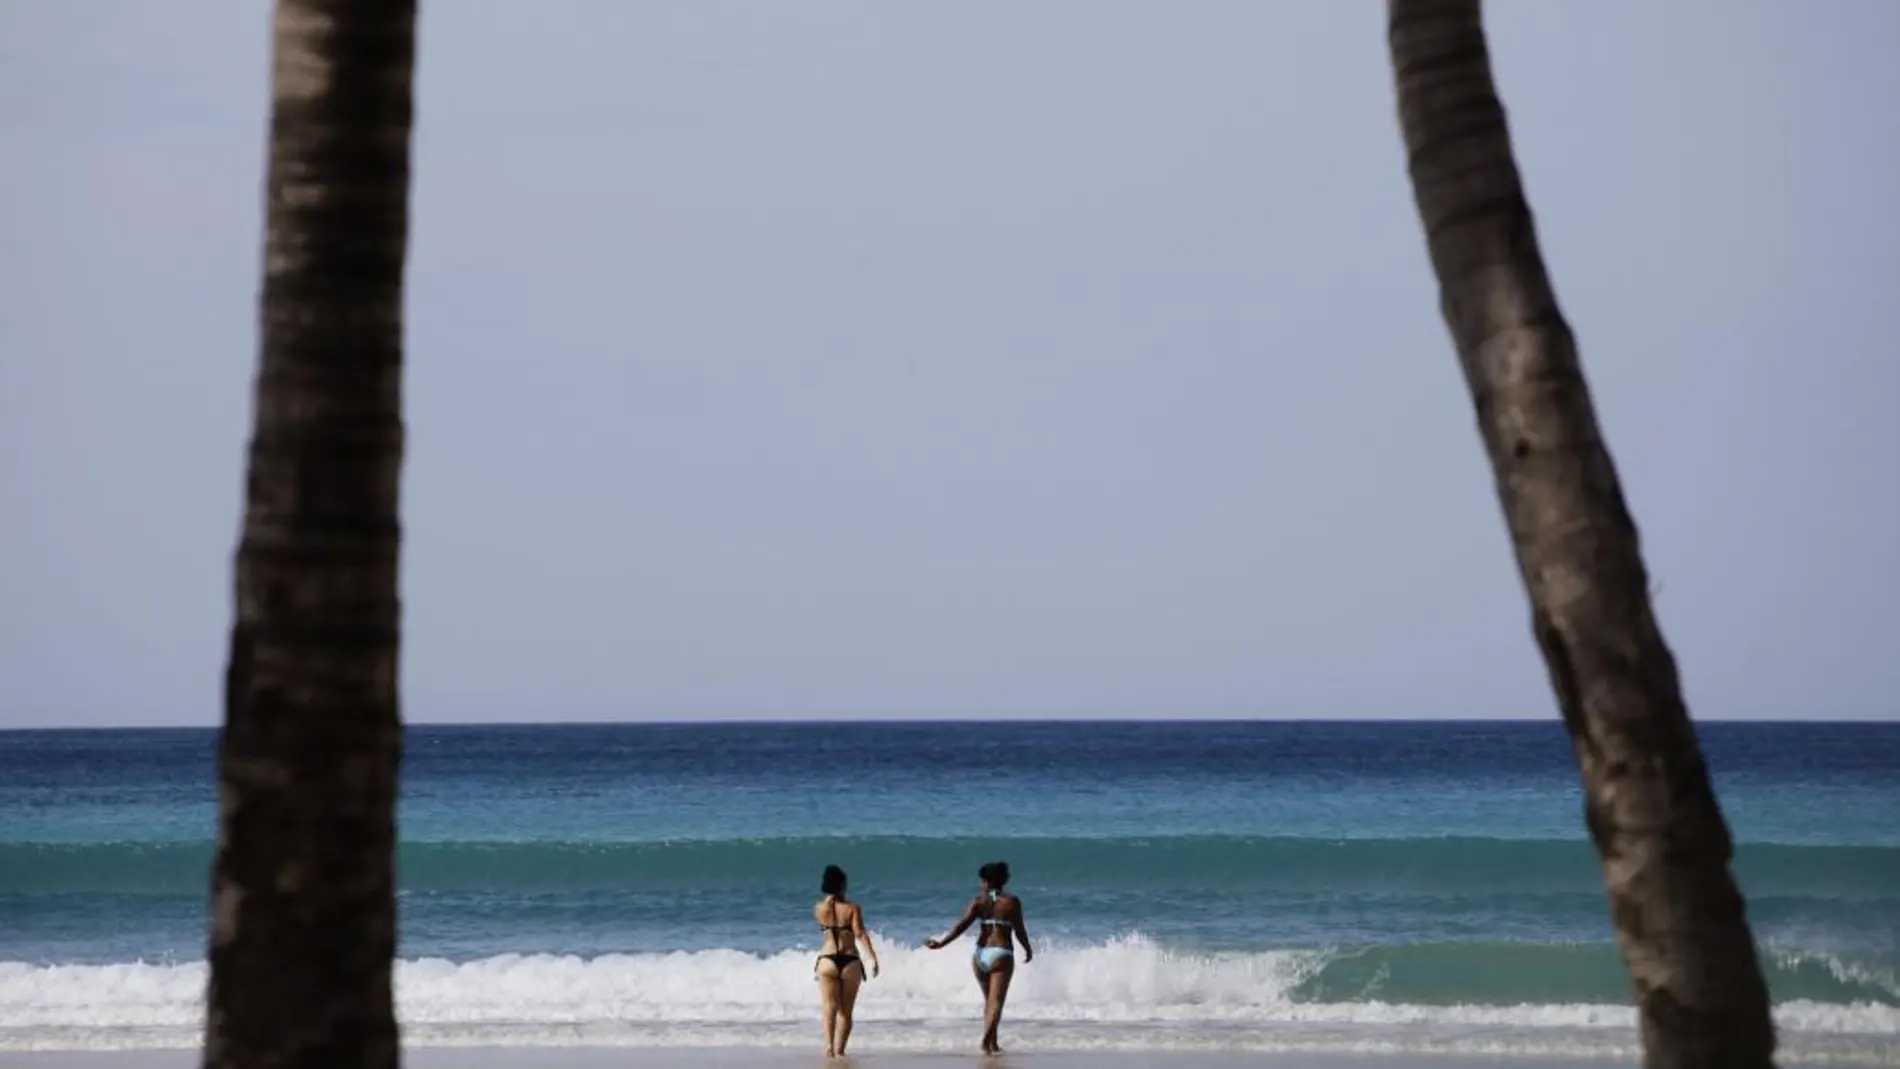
[819,897,852,933]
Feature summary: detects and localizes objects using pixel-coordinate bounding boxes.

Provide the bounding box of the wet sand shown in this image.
[4,1046,1637,1069]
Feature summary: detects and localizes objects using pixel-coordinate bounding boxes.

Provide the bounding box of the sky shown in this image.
[2,2,1896,728]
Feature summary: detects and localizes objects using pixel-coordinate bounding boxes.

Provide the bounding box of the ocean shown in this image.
[0,720,1895,1063]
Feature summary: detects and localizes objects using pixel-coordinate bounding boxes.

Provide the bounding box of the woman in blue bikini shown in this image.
[923,861,1034,1055]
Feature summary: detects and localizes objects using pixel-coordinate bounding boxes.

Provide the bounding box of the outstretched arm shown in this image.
[855,906,880,977]
[924,898,982,949]
[1012,905,1033,963]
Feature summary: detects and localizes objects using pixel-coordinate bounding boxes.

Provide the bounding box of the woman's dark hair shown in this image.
[978,861,1010,890]
[821,864,848,896]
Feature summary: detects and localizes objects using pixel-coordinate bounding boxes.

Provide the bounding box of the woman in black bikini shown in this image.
[924,860,1033,1055]
[813,864,879,1058]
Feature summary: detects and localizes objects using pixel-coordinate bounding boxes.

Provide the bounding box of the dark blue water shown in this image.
[1,720,1895,1056]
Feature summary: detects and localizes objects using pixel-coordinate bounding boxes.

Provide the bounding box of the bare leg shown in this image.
[982,959,1015,1055]
[835,963,864,1056]
[816,961,842,1056]
[969,957,990,1050]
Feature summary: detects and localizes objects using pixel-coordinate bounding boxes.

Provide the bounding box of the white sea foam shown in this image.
[3,936,1895,1062]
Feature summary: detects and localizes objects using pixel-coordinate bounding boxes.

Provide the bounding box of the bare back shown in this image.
[975,892,1022,949]
[814,897,862,957]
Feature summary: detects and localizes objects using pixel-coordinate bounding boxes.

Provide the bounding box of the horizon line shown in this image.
[3,713,1895,733]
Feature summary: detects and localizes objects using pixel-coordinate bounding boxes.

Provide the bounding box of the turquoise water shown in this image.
[1,720,1895,1060]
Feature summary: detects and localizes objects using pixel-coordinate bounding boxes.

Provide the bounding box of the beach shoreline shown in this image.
[2,1048,1642,1069]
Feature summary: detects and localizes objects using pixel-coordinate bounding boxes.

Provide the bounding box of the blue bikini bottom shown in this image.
[974,946,1013,974]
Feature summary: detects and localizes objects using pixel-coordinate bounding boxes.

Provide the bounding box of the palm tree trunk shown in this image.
[1386,2,1775,1066]
[204,2,415,1067]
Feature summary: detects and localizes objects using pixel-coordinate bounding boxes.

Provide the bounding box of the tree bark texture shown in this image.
[205,2,415,1067]
[1387,2,1776,1066]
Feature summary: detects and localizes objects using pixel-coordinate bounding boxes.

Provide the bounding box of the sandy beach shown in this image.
[3,1050,1639,1069]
